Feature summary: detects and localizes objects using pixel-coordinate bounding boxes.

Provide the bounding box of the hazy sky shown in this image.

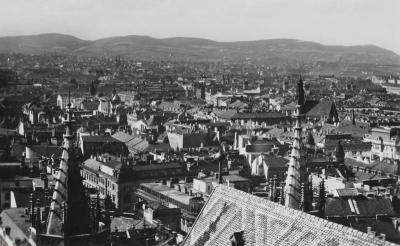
[1,0,399,54]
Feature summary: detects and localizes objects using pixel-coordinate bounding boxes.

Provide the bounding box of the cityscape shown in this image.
[1,1,400,245]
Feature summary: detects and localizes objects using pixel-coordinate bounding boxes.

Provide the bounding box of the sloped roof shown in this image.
[112,131,136,143]
[212,110,237,120]
[264,155,289,168]
[245,144,273,153]
[345,158,398,175]
[183,185,394,246]
[302,100,338,118]
[27,145,63,158]
[325,196,395,217]
[82,135,120,143]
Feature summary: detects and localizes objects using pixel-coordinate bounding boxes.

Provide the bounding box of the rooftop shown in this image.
[140,182,192,205]
[183,185,393,246]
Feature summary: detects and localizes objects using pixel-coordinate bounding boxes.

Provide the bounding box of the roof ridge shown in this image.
[186,185,397,245]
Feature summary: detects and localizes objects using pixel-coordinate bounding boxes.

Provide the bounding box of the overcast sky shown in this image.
[0,0,399,54]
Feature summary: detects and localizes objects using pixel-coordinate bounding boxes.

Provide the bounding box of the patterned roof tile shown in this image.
[183,185,397,246]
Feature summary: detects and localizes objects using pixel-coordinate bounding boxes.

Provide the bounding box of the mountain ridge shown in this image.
[0,33,399,66]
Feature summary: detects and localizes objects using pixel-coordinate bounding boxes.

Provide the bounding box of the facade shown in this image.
[136,181,205,234]
[167,131,218,151]
[364,127,400,161]
[81,157,185,212]
[81,156,135,211]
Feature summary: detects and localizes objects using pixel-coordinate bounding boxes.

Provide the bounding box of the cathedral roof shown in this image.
[183,185,395,246]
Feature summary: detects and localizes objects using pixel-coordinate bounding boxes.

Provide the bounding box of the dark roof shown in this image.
[345,158,398,175]
[302,100,338,119]
[82,135,121,143]
[324,138,371,152]
[325,196,395,217]
[349,218,400,244]
[232,112,286,120]
[183,186,390,246]
[213,111,287,120]
[335,121,370,138]
[27,145,63,158]
[264,156,289,168]
[81,101,99,111]
[245,144,273,153]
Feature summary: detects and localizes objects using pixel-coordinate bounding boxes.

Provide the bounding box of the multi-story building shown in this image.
[81,155,185,211]
[364,127,400,161]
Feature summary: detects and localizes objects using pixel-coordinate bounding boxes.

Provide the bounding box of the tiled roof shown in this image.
[325,196,395,217]
[183,185,394,246]
[112,131,136,143]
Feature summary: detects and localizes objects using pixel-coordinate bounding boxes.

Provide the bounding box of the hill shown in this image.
[1,33,399,66]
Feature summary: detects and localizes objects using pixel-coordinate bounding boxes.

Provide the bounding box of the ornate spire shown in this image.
[218,146,224,185]
[299,183,306,212]
[279,182,285,205]
[284,76,303,209]
[64,88,73,148]
[45,90,90,237]
[297,75,305,107]
[318,178,326,216]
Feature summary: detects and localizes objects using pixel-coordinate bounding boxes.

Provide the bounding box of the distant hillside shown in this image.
[0,33,93,53]
[1,33,399,66]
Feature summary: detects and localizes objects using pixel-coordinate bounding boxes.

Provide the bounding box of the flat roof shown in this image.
[140,182,192,205]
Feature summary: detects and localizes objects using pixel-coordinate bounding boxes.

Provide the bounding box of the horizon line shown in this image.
[0,32,398,55]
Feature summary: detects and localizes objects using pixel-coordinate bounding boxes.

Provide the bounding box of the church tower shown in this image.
[284,77,304,209]
[35,90,109,246]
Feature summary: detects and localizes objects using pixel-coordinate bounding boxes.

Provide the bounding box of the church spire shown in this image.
[284,76,303,209]
[64,88,73,148]
[45,87,90,237]
[218,145,224,185]
[297,75,305,108]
